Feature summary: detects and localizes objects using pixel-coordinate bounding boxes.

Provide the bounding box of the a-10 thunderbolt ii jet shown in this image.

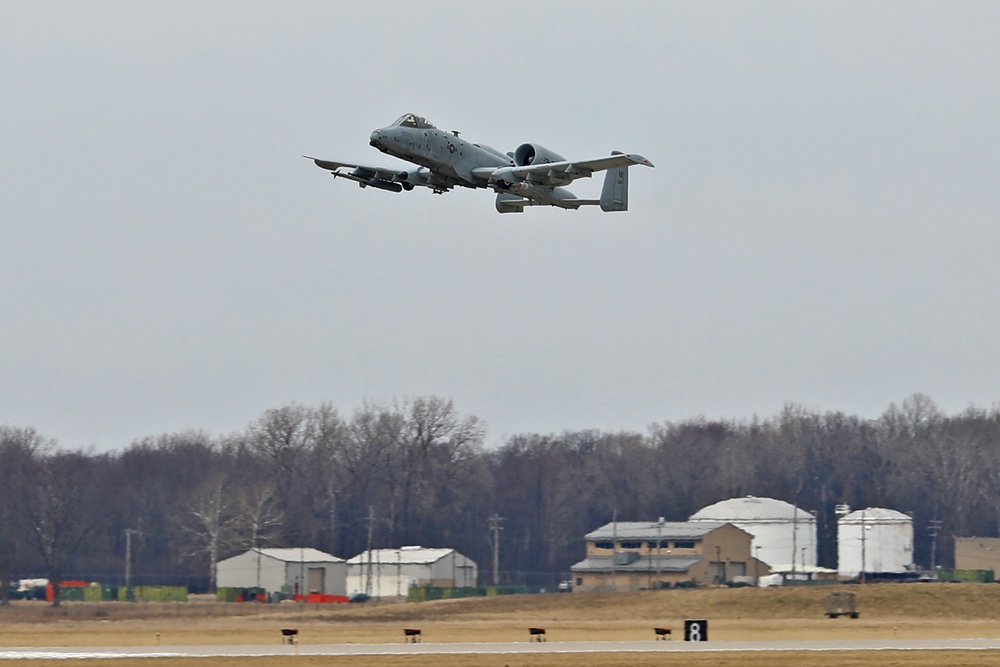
[305,113,654,213]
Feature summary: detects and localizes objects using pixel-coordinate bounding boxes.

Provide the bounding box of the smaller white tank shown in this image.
[837,507,913,577]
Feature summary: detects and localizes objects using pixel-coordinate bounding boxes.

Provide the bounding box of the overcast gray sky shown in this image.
[3,2,1000,450]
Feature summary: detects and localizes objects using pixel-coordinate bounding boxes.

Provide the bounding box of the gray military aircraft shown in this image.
[305,113,654,213]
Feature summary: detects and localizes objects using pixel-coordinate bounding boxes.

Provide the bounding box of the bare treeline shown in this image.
[2,393,999,601]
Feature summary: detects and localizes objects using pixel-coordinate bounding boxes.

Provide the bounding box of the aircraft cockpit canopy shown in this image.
[392,113,436,129]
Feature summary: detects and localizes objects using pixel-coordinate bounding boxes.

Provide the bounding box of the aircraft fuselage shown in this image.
[368,123,511,189]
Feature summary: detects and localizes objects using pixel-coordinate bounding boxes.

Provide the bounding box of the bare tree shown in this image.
[384,396,485,545]
[244,403,351,549]
[237,484,283,551]
[15,448,107,606]
[181,477,243,592]
[0,427,53,604]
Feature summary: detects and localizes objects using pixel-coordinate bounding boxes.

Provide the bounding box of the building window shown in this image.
[576,577,583,586]
[674,541,695,549]
[621,541,642,550]
[595,541,614,550]
[648,540,668,549]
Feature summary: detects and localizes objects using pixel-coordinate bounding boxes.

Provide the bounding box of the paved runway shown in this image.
[5,638,1000,659]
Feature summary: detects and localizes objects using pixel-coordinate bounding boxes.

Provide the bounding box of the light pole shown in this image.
[860,509,867,584]
[611,509,617,593]
[835,503,851,580]
[929,519,943,572]
[655,517,664,589]
[487,514,504,586]
[791,504,797,579]
[755,545,762,585]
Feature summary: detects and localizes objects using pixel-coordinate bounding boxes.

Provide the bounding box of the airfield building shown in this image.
[955,537,1000,575]
[689,496,817,570]
[570,520,765,591]
[345,546,478,598]
[215,547,347,597]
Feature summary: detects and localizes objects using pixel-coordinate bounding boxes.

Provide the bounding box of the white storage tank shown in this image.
[689,496,817,569]
[837,507,913,578]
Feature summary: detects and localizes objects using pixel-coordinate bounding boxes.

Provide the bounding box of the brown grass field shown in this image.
[5,583,1000,665]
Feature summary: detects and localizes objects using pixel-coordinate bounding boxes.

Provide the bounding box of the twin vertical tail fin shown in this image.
[600,151,629,212]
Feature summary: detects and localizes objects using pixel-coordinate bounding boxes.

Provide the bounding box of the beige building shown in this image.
[955,537,1000,575]
[571,520,766,591]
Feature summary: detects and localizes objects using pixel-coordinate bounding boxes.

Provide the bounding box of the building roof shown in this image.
[346,546,460,565]
[839,507,912,524]
[255,547,343,563]
[690,496,815,523]
[571,555,703,573]
[584,521,730,541]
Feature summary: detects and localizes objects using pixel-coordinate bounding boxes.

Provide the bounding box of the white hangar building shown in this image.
[216,547,347,596]
[837,507,913,578]
[689,496,817,570]
[346,546,477,597]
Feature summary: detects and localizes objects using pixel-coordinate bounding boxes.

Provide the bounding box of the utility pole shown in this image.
[328,484,338,559]
[487,514,504,586]
[124,529,133,590]
[255,546,261,591]
[365,505,375,596]
[124,528,141,593]
[929,519,943,572]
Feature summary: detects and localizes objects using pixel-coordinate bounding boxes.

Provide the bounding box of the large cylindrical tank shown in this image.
[689,496,817,568]
[837,507,913,577]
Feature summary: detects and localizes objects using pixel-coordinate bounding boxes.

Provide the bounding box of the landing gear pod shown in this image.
[366,178,402,192]
[496,192,524,214]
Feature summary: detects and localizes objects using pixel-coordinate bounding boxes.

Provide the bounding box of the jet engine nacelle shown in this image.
[513,143,566,167]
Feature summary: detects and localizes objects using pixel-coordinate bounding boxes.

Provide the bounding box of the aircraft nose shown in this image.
[369,130,382,148]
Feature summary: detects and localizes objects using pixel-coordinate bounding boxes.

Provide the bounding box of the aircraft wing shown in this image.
[500,197,600,209]
[306,157,405,184]
[489,152,654,186]
[306,156,459,193]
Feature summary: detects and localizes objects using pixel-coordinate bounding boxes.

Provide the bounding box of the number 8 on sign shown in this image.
[684,619,708,642]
